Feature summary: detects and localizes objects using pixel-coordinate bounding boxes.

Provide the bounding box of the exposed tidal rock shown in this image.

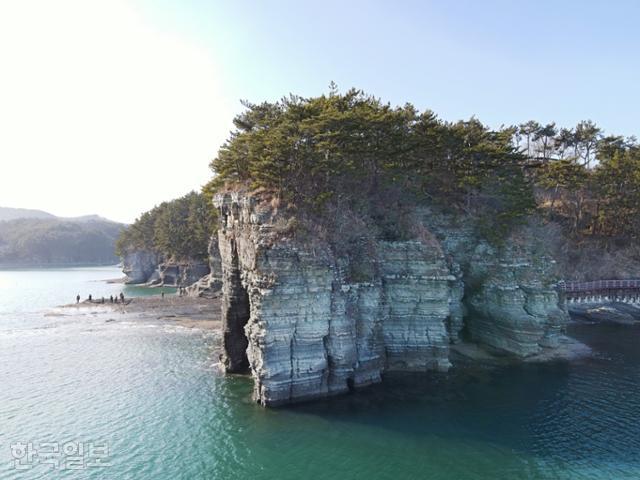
[122,250,159,284]
[214,192,569,406]
[568,302,640,325]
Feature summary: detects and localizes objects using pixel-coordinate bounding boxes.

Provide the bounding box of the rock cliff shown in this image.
[122,250,159,284]
[150,262,210,287]
[121,248,219,291]
[187,238,223,298]
[214,191,569,406]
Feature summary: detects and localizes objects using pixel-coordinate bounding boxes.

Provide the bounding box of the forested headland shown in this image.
[204,88,640,279]
[116,191,216,263]
[120,88,640,281]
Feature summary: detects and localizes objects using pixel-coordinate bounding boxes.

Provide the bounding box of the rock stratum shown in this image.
[213,191,569,406]
[121,237,223,297]
[121,250,213,289]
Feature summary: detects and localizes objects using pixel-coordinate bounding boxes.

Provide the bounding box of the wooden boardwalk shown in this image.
[558,279,640,303]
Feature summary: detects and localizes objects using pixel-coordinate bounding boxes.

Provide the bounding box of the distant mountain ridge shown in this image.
[0,207,124,267]
[0,206,55,222]
[0,206,119,224]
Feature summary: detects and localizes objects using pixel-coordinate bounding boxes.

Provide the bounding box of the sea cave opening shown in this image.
[222,246,251,374]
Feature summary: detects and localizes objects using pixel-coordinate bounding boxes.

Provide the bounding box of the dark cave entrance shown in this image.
[222,243,251,374]
[346,377,356,392]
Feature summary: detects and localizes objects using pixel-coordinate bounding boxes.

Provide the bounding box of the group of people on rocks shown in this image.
[75,287,185,305]
[76,292,125,304]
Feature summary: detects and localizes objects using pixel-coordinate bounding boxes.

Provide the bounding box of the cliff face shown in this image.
[418,209,567,356]
[214,192,568,406]
[187,237,223,298]
[122,248,219,290]
[122,250,159,284]
[153,262,210,287]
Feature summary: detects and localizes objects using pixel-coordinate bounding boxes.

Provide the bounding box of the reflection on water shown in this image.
[1,268,639,479]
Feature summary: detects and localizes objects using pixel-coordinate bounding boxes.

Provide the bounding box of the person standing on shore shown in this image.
[76,294,80,304]
[88,294,92,302]
[119,292,125,303]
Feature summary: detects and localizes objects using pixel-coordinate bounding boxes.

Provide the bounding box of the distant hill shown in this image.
[62,214,112,223]
[0,206,55,222]
[0,208,124,267]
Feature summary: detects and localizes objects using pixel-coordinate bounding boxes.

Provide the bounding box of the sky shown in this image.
[1,0,638,223]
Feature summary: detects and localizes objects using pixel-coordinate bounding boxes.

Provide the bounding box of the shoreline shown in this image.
[60,296,595,362]
[58,295,222,331]
[0,263,120,270]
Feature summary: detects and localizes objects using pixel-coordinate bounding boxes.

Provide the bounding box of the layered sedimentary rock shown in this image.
[464,243,567,354]
[122,250,159,284]
[187,238,223,298]
[121,247,219,292]
[214,192,568,406]
[153,262,210,287]
[419,209,567,356]
[569,302,640,325]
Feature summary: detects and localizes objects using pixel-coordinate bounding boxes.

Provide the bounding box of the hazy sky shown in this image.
[1,0,639,223]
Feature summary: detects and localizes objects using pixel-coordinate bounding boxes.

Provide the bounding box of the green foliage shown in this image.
[116,192,216,261]
[593,148,640,237]
[206,86,640,245]
[209,88,535,242]
[537,160,589,192]
[114,210,155,254]
[520,117,640,239]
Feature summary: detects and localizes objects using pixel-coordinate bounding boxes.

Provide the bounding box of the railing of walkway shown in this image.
[558,279,640,293]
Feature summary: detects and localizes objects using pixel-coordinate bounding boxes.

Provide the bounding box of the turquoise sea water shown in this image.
[1,267,639,479]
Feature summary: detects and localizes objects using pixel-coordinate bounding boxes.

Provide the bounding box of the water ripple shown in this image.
[1,308,640,478]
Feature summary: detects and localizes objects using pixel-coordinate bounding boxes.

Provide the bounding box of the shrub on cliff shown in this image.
[116,191,216,262]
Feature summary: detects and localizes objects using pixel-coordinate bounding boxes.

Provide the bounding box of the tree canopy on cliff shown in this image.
[206,88,536,241]
[116,191,216,261]
[206,87,640,244]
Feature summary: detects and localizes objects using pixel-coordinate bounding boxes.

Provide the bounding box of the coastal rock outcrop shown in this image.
[568,302,640,325]
[121,246,221,292]
[122,250,159,284]
[152,262,210,287]
[464,243,567,355]
[187,238,223,298]
[213,192,569,406]
[419,210,567,356]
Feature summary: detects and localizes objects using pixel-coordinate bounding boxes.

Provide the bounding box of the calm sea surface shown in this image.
[1,267,639,479]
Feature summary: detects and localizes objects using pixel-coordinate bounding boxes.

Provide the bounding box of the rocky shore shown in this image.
[568,301,640,325]
[61,295,222,331]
